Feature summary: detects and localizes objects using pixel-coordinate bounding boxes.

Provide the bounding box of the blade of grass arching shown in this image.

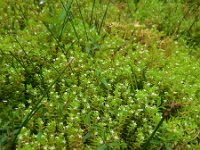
[9,50,45,105]
[98,0,111,35]
[133,0,140,12]
[16,5,28,30]
[9,51,27,73]
[167,3,179,36]
[11,57,75,148]
[90,0,96,26]
[173,8,191,36]
[43,22,61,43]
[75,0,89,41]
[173,2,199,36]
[43,1,70,55]
[43,22,67,56]
[49,57,74,83]
[64,40,76,58]
[60,0,80,43]
[9,52,30,101]
[94,14,100,33]
[14,37,39,73]
[58,0,73,42]
[176,4,199,39]
[142,117,165,150]
[129,64,138,90]
[68,11,80,44]
[186,15,199,35]
[14,37,44,92]
[9,51,44,94]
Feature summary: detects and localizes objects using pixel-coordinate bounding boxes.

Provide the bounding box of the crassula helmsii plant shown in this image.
[0,0,199,149]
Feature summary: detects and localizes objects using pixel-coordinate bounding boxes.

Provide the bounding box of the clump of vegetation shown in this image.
[0,0,199,149]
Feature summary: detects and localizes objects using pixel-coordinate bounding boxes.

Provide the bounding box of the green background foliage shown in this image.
[0,0,199,149]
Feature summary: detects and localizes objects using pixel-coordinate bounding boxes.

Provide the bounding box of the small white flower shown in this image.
[49,146,55,150]
[39,0,44,5]
[138,109,143,112]
[24,132,28,136]
[62,140,66,144]
[114,135,119,140]
[147,82,151,86]
[78,134,82,139]
[100,140,104,144]
[151,92,157,96]
[143,118,147,121]
[111,130,114,134]
[18,135,23,140]
[43,146,48,150]
[2,100,8,103]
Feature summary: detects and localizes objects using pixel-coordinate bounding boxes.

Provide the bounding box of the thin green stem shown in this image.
[98,0,111,34]
[142,117,165,150]
[75,0,89,41]
[58,1,72,41]
[60,0,80,43]
[90,0,96,26]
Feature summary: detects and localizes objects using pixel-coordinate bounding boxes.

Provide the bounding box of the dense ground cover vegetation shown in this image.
[0,0,199,149]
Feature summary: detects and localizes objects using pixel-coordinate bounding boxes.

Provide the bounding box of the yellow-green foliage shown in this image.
[0,0,199,150]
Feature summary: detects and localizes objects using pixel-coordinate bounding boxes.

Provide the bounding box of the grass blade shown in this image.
[90,0,96,26]
[58,1,72,41]
[60,0,80,43]
[75,0,89,41]
[98,0,111,34]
